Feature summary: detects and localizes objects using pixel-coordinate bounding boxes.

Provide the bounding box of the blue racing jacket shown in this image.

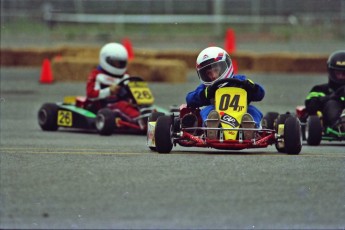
[186,75,265,108]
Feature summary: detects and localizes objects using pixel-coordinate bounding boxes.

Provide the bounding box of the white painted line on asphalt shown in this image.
[1,147,344,157]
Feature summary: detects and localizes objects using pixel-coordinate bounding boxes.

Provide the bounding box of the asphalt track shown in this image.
[0,67,344,229]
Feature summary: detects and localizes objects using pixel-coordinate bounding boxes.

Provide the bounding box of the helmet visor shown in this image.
[106,56,127,69]
[330,69,345,84]
[335,70,345,80]
[198,61,228,84]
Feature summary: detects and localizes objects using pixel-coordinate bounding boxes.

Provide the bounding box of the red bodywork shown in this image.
[76,96,148,131]
[296,105,308,121]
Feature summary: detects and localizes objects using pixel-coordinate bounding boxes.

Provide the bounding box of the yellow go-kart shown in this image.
[147,78,302,155]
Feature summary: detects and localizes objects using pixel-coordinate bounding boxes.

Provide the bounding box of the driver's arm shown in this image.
[86,70,120,100]
[233,75,265,102]
[186,84,209,107]
[249,82,265,102]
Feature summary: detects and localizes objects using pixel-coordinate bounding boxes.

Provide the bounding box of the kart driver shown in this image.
[85,42,139,119]
[184,46,265,139]
[305,50,345,132]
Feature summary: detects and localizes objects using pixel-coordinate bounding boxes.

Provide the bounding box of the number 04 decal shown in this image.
[218,94,244,112]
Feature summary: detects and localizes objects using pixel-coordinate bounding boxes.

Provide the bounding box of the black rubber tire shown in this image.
[262,112,279,129]
[147,112,165,151]
[149,147,156,151]
[306,115,322,146]
[38,103,59,131]
[301,123,306,141]
[95,108,115,136]
[149,112,165,122]
[275,113,292,153]
[155,115,173,154]
[284,117,302,155]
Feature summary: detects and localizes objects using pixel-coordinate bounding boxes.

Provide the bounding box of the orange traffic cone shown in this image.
[122,38,134,60]
[224,28,236,54]
[39,58,54,84]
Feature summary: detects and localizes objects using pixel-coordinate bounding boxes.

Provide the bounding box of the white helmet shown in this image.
[99,43,128,76]
[196,47,234,86]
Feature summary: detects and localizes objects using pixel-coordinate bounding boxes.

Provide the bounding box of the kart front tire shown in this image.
[149,112,165,122]
[38,103,59,131]
[284,117,302,155]
[147,112,165,151]
[155,115,173,154]
[306,115,322,146]
[274,113,291,153]
[96,108,115,136]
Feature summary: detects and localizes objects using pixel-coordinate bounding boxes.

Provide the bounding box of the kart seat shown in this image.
[76,96,87,108]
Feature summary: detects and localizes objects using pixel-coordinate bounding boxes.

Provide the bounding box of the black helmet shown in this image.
[327,50,345,90]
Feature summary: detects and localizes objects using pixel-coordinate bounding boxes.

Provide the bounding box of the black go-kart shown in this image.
[38,76,168,135]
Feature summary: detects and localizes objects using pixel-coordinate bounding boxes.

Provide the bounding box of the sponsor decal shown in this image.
[202,54,209,60]
[215,52,224,61]
[219,112,239,127]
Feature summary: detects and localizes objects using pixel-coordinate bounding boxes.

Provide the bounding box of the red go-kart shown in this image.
[147,78,302,155]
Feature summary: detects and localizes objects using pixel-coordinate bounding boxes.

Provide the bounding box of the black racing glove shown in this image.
[319,86,345,104]
[319,94,332,104]
[204,86,216,100]
[243,79,256,92]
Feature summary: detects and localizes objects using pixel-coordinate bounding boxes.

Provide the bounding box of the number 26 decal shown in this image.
[58,110,72,126]
[133,90,152,99]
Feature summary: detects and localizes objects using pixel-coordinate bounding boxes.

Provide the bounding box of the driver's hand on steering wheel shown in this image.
[243,79,256,91]
[204,86,216,100]
[109,84,121,95]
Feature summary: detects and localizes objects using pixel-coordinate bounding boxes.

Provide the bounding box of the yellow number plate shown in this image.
[215,87,247,140]
[57,110,73,126]
[128,82,154,105]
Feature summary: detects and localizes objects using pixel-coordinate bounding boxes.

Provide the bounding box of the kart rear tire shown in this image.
[306,115,322,146]
[96,108,115,136]
[147,112,165,151]
[38,103,59,131]
[262,112,279,129]
[284,117,302,155]
[274,113,292,153]
[155,115,173,154]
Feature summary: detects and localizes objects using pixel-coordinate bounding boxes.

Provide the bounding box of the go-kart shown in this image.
[38,76,167,135]
[295,105,345,145]
[147,78,302,155]
[263,85,345,146]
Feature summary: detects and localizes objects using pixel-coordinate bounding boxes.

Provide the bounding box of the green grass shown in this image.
[1,18,344,44]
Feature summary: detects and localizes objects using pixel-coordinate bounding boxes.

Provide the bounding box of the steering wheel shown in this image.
[117,76,144,87]
[108,76,144,102]
[207,78,247,99]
